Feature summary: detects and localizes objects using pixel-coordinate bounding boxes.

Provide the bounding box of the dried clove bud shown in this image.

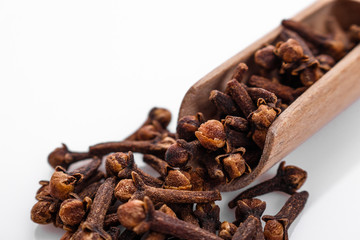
[254,45,280,70]
[125,107,172,141]
[274,38,304,63]
[249,104,278,129]
[117,196,222,240]
[215,148,251,181]
[114,178,137,202]
[106,151,163,187]
[299,65,324,86]
[164,169,192,190]
[165,140,194,167]
[282,19,346,60]
[245,87,278,106]
[116,172,222,204]
[176,113,205,141]
[71,177,115,240]
[194,202,221,233]
[195,120,226,151]
[234,198,266,225]
[209,90,240,117]
[226,79,257,117]
[231,62,249,82]
[263,191,309,240]
[248,75,295,103]
[59,196,91,229]
[31,199,58,225]
[222,116,249,132]
[144,204,177,240]
[228,162,307,208]
[218,221,237,240]
[232,215,264,240]
[48,144,91,169]
[49,158,101,201]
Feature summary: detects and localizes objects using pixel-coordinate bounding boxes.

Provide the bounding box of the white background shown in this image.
[1,0,360,239]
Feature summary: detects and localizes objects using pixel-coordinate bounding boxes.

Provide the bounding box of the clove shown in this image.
[228,162,307,208]
[106,151,163,187]
[71,177,116,240]
[262,191,309,240]
[48,144,91,169]
[117,196,223,240]
[115,172,222,204]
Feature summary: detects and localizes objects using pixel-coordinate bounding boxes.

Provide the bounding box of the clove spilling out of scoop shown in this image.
[31,16,360,239]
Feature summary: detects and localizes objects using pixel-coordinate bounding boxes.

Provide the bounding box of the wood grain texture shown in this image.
[179,0,360,191]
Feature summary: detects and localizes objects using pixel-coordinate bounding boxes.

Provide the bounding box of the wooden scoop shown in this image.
[179,0,360,191]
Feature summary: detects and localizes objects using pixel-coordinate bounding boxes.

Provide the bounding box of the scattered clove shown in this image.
[115,172,221,204]
[262,191,309,240]
[117,196,223,240]
[228,162,307,208]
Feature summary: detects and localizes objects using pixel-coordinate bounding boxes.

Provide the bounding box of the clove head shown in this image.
[165,141,190,167]
[48,144,73,169]
[254,45,280,70]
[176,113,204,141]
[117,200,147,233]
[49,167,81,200]
[263,220,284,240]
[30,200,55,224]
[59,198,87,227]
[114,179,136,202]
[274,38,304,63]
[219,221,237,240]
[164,169,192,190]
[149,108,172,129]
[105,152,134,178]
[235,198,266,224]
[136,124,160,141]
[216,148,249,181]
[195,120,226,151]
[249,104,278,129]
[281,164,307,191]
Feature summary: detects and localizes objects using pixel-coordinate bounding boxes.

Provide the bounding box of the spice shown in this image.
[89,135,175,158]
[106,151,163,187]
[176,113,204,141]
[195,120,226,151]
[125,107,172,141]
[117,197,223,240]
[226,79,257,117]
[262,191,309,240]
[254,45,280,70]
[232,215,264,240]
[115,172,221,204]
[209,90,241,116]
[218,221,237,240]
[71,177,115,240]
[194,202,221,233]
[48,144,91,169]
[234,198,266,225]
[49,158,101,201]
[228,162,307,208]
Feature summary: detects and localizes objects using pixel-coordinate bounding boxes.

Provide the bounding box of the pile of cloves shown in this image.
[31,17,359,240]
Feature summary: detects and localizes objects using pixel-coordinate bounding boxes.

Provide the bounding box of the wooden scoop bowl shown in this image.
[179,0,360,191]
